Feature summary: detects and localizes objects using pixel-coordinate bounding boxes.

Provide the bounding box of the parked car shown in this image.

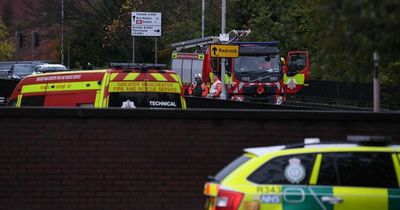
[33,64,68,74]
[8,63,38,80]
[8,63,68,80]
[204,136,400,210]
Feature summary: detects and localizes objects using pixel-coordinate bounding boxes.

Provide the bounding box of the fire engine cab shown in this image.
[171,30,310,104]
[8,63,186,109]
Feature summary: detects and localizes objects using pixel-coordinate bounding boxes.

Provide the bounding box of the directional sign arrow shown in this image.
[212,47,217,56]
[154,29,160,32]
[210,45,239,58]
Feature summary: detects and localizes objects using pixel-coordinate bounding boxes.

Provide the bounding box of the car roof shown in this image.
[245,137,399,157]
[36,64,66,67]
[245,143,400,157]
[14,63,36,66]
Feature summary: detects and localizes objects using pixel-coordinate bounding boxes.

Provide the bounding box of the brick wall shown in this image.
[0,108,399,210]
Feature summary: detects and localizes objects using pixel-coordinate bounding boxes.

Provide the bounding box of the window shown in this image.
[248,154,316,185]
[192,60,203,79]
[13,64,35,75]
[182,59,193,83]
[317,154,338,186]
[318,152,398,188]
[171,58,183,78]
[287,54,306,76]
[20,95,45,106]
[214,155,251,182]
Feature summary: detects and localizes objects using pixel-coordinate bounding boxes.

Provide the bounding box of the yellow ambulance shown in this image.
[9,63,186,109]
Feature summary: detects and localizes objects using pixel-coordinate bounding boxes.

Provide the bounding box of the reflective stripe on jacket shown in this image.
[210,80,222,97]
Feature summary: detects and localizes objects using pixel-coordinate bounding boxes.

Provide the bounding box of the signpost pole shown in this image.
[14,30,18,62]
[220,0,227,99]
[132,37,135,64]
[61,0,64,65]
[155,37,158,64]
[131,12,161,64]
[202,0,205,38]
[221,0,226,34]
[373,51,380,112]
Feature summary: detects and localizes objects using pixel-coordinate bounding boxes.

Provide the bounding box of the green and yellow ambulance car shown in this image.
[204,136,400,210]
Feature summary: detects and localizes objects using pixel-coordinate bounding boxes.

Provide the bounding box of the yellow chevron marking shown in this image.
[110,73,118,81]
[170,74,179,82]
[151,73,167,81]
[123,73,140,81]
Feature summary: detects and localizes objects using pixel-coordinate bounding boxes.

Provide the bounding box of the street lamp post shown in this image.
[221,0,226,34]
[373,51,380,112]
[220,0,227,99]
[61,0,64,65]
[202,0,205,38]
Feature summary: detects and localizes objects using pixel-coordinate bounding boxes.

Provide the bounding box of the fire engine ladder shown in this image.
[170,36,220,51]
[170,29,251,51]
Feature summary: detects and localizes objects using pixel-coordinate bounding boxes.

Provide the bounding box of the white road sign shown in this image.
[132,26,161,37]
[131,12,161,37]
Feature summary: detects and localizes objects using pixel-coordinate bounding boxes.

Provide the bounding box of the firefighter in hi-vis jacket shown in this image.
[208,73,222,98]
[188,73,208,97]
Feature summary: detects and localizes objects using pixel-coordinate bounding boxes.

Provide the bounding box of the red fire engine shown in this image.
[171,30,310,104]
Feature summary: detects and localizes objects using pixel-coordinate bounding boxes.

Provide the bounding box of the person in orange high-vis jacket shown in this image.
[208,74,222,98]
[188,74,208,97]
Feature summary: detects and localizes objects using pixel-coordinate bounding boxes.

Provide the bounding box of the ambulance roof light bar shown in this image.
[346,135,391,146]
[304,138,320,145]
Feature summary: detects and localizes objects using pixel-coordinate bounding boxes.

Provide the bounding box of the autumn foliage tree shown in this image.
[44,0,400,86]
[0,17,14,60]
